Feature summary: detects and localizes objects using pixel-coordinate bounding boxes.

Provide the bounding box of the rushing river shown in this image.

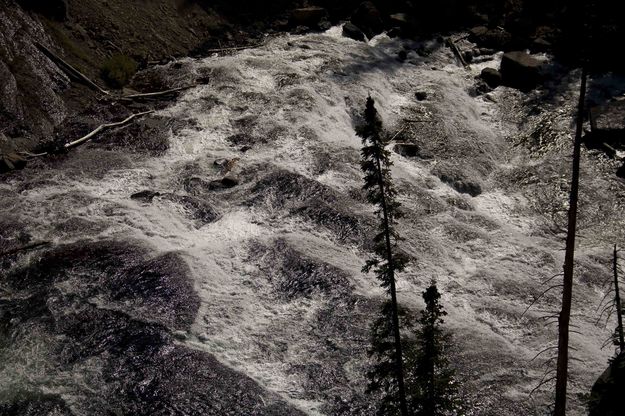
[2,26,624,415]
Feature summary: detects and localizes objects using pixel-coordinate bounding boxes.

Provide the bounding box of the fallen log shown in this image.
[445,37,469,68]
[35,42,110,95]
[202,43,263,54]
[117,86,194,101]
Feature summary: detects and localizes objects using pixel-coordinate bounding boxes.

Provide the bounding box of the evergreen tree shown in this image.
[406,282,460,416]
[359,96,409,416]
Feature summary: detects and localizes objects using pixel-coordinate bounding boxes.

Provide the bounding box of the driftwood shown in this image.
[202,43,263,54]
[65,110,154,149]
[0,241,51,258]
[22,111,154,158]
[35,42,110,95]
[445,37,469,68]
[117,86,194,101]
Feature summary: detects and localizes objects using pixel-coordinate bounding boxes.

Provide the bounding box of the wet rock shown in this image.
[397,50,408,61]
[130,190,161,202]
[184,177,213,194]
[221,175,240,188]
[350,1,384,39]
[415,91,428,101]
[226,133,266,148]
[480,67,502,88]
[342,22,366,42]
[478,47,497,56]
[500,51,544,91]
[289,7,328,29]
[394,143,421,158]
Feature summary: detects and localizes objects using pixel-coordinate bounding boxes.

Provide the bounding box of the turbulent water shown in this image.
[2,26,625,415]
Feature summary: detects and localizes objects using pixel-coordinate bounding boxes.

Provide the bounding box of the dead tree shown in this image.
[613,245,624,352]
[553,66,588,416]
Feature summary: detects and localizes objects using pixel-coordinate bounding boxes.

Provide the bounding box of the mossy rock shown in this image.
[100,54,138,89]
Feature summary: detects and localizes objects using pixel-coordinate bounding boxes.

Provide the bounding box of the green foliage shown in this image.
[100,54,138,88]
[406,282,462,416]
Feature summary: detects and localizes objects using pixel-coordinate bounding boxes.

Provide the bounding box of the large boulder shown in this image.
[350,1,384,38]
[499,51,544,91]
[342,22,366,42]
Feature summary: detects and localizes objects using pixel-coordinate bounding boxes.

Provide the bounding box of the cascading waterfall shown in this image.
[1,26,623,415]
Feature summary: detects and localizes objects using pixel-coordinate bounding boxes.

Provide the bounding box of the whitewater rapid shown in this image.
[2,26,624,415]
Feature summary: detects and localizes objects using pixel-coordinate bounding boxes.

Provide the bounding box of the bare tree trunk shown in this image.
[554,66,587,416]
[374,148,409,416]
[614,245,625,352]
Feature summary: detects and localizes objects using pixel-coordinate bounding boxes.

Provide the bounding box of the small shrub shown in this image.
[100,54,138,88]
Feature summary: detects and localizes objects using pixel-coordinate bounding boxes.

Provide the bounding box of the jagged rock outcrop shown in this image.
[0,1,69,151]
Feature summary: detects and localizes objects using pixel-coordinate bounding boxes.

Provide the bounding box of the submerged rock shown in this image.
[130,190,161,202]
[251,239,353,300]
[1,240,303,415]
[162,194,220,226]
